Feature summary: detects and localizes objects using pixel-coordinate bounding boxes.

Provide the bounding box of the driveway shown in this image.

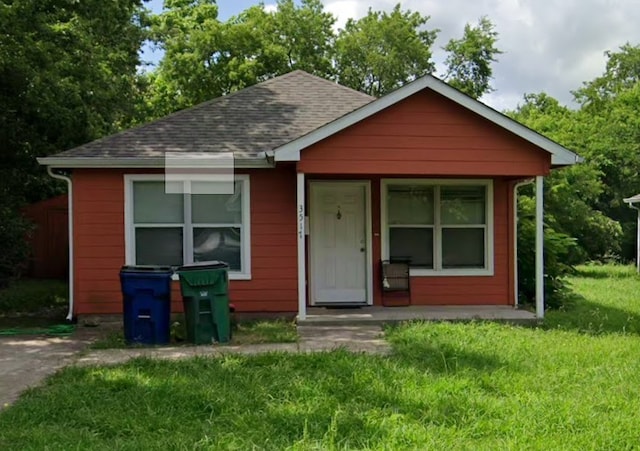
[0,334,92,409]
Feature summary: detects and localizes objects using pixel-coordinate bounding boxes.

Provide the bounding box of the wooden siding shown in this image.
[72,167,297,316]
[22,195,69,279]
[298,89,551,176]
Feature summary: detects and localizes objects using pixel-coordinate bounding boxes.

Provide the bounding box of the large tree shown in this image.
[442,17,502,99]
[146,0,336,116]
[0,0,147,285]
[334,4,438,97]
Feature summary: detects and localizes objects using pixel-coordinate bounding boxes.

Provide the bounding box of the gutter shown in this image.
[513,178,535,307]
[37,154,275,169]
[46,167,74,321]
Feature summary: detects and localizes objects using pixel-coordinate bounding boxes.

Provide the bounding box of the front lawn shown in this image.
[1,265,640,449]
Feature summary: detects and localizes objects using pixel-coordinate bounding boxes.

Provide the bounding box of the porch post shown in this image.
[296,172,307,320]
[535,175,544,319]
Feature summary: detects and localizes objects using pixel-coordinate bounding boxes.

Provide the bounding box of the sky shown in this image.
[144,0,640,111]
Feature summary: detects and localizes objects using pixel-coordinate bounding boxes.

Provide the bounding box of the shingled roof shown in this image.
[43,70,374,164]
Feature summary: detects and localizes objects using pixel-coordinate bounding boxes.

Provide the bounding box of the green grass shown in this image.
[2,265,640,449]
[89,319,298,349]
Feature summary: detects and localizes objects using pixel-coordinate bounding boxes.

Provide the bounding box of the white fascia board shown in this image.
[274,75,581,166]
[37,155,274,169]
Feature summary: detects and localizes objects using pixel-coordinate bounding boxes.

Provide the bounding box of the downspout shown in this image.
[46,167,74,321]
[513,179,534,307]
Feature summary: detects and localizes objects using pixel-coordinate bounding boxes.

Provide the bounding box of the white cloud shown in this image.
[320,0,640,110]
[263,3,278,14]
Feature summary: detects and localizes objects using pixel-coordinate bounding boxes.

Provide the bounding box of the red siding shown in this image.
[72,167,297,315]
[298,89,551,176]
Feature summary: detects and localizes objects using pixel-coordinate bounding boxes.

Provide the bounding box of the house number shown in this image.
[298,204,304,238]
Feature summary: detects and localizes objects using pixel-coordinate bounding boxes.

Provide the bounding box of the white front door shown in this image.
[310,182,368,304]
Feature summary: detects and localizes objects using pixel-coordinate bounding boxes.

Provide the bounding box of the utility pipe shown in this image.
[46,167,74,321]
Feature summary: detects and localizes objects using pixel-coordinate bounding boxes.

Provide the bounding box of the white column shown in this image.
[636,209,640,274]
[535,175,544,319]
[296,172,307,320]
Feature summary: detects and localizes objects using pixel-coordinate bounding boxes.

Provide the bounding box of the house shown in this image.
[623,194,640,273]
[39,70,581,322]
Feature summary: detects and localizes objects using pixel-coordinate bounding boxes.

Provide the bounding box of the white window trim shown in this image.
[381,178,494,277]
[124,174,251,280]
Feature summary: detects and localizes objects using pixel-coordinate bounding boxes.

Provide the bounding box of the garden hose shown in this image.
[0,324,75,336]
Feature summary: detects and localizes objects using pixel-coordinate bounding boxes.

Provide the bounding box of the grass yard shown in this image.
[2,265,640,449]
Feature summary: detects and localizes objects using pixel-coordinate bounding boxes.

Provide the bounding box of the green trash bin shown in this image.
[177,262,231,344]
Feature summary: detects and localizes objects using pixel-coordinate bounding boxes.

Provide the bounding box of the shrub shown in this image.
[518,196,577,309]
[0,205,33,288]
[0,279,68,314]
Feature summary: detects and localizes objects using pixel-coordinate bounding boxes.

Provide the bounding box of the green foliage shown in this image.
[0,207,33,289]
[508,93,623,261]
[0,279,68,314]
[146,0,336,115]
[443,16,502,99]
[517,195,577,309]
[334,4,438,96]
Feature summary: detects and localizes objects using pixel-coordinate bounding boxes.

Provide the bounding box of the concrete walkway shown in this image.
[0,334,93,408]
[0,325,388,409]
[75,325,390,367]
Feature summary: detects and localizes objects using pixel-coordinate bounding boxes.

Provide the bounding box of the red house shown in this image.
[39,71,580,322]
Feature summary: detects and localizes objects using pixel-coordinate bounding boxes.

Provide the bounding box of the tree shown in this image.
[443,17,502,99]
[146,0,336,116]
[507,93,622,262]
[334,4,438,97]
[0,0,147,285]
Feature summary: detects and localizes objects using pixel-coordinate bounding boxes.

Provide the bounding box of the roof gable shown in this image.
[273,74,581,167]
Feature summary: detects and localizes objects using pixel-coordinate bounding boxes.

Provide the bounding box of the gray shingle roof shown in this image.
[53,70,374,159]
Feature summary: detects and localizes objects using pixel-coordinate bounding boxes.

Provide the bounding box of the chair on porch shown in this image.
[381,260,411,307]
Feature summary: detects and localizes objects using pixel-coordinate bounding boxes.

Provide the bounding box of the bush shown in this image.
[518,196,577,309]
[0,279,68,314]
[0,205,33,288]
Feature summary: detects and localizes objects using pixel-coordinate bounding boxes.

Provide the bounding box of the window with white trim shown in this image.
[384,180,492,275]
[126,175,251,279]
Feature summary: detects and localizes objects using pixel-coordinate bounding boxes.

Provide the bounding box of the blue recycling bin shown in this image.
[120,266,173,345]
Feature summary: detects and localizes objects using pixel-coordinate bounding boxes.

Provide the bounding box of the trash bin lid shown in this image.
[120,265,174,274]
[177,261,229,271]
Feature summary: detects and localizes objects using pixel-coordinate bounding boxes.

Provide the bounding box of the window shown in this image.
[125,175,250,279]
[383,180,492,276]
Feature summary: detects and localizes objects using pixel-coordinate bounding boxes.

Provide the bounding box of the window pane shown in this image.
[388,185,434,225]
[442,228,485,268]
[389,227,433,268]
[192,181,242,224]
[441,186,486,225]
[133,181,183,224]
[193,227,241,271]
[135,227,183,266]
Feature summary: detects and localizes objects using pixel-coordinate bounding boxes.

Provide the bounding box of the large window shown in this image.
[383,180,492,276]
[125,175,250,279]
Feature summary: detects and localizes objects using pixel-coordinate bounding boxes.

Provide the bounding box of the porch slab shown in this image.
[298,305,538,326]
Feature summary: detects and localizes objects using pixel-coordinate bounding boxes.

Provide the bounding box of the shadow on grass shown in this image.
[543,297,640,335]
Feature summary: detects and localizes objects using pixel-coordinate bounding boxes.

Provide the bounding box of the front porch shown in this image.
[297,305,538,326]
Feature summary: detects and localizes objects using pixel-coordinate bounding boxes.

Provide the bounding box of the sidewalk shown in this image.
[75,325,390,366]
